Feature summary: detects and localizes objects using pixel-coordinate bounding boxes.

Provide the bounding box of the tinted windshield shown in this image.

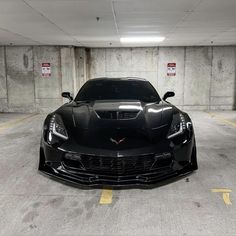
[75,79,161,103]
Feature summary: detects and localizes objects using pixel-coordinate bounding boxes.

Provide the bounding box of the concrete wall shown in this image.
[0,46,235,113]
[89,46,236,110]
[0,46,78,113]
[90,48,158,89]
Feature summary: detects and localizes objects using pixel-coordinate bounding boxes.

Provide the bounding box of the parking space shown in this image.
[0,112,235,235]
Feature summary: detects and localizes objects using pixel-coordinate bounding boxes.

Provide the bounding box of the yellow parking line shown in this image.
[99,189,113,204]
[208,112,236,128]
[0,113,37,131]
[211,188,232,193]
[211,188,233,205]
[223,192,232,205]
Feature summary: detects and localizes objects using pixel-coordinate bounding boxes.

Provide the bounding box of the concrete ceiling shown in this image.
[0,0,236,47]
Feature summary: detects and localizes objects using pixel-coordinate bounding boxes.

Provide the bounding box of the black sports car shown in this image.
[39,77,198,187]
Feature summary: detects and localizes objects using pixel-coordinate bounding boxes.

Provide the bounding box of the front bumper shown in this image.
[39,136,195,187]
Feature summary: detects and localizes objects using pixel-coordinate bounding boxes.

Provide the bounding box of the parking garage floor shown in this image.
[0,111,235,236]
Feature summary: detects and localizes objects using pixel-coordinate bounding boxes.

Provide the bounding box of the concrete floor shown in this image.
[0,111,235,236]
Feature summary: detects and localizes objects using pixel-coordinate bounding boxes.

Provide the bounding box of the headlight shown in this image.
[49,114,68,140]
[167,113,186,139]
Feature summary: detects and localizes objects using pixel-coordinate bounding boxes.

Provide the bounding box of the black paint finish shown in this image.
[39,77,198,187]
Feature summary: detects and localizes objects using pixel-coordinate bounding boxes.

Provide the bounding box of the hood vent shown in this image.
[96,111,139,120]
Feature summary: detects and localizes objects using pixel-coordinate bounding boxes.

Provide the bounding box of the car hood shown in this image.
[71,100,174,128]
[57,100,178,149]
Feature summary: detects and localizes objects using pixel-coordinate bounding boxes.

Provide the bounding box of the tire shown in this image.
[190,145,198,170]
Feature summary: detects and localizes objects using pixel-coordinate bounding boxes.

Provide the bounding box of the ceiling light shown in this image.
[120,36,165,43]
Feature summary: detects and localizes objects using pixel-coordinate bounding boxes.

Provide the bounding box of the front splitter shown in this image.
[38,163,193,189]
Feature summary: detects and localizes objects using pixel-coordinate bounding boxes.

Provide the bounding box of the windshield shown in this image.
[75,80,161,103]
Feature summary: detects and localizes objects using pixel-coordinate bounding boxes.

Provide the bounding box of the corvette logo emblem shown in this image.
[110,137,126,145]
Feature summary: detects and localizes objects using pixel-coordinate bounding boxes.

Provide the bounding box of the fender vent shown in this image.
[96,111,139,120]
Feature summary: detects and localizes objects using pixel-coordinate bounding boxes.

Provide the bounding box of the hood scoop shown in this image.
[95,110,140,120]
[93,100,143,120]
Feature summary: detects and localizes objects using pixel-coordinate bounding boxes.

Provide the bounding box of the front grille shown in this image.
[96,110,139,120]
[63,153,172,175]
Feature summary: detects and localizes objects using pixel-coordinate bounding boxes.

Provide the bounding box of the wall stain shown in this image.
[203,47,211,65]
[23,54,29,68]
[7,65,34,83]
[217,60,223,72]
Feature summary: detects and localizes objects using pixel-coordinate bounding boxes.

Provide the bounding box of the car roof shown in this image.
[89,77,147,82]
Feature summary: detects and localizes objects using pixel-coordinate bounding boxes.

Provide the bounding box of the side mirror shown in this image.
[62,92,73,102]
[163,91,175,101]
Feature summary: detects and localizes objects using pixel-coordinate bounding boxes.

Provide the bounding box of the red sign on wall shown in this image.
[42,63,51,77]
[167,63,176,76]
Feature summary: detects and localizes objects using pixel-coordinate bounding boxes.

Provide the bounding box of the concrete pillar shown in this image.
[210,46,236,110]
[61,47,76,100]
[0,47,7,112]
[75,48,88,91]
[6,46,35,112]
[184,47,212,110]
[89,48,106,79]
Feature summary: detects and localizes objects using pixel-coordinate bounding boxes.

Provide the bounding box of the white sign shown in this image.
[167,63,176,76]
[42,63,51,77]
